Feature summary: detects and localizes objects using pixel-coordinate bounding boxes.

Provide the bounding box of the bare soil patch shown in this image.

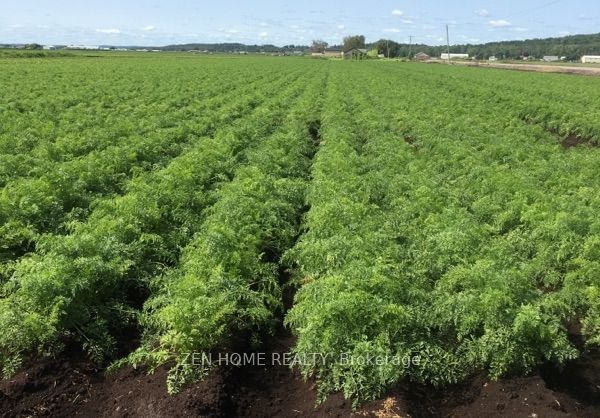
[561,134,595,149]
[426,59,600,76]
[2,344,598,417]
[462,61,600,76]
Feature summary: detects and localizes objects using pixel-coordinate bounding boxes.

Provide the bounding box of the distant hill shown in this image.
[372,33,600,60]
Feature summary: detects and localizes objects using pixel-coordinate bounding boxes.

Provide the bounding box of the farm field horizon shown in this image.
[0,54,599,417]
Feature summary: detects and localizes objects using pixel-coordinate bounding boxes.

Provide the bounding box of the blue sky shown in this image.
[1,0,598,46]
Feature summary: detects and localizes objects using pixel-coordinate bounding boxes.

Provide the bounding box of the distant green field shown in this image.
[1,54,599,406]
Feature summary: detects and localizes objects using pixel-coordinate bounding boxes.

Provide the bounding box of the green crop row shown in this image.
[0,56,598,409]
[423,64,600,143]
[285,61,600,406]
[125,67,328,392]
[0,57,312,189]
[0,67,296,269]
[0,68,265,187]
[0,61,322,376]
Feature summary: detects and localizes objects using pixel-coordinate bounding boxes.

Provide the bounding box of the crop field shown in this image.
[0,53,599,417]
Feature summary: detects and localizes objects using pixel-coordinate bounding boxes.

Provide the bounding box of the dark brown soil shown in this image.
[561,134,596,149]
[403,136,420,152]
[393,360,600,417]
[0,330,354,418]
[520,116,597,149]
[2,341,599,418]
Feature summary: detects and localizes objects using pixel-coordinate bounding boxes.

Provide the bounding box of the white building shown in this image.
[543,56,559,62]
[66,45,99,50]
[441,53,469,60]
[581,55,600,64]
[43,45,56,50]
[489,56,498,62]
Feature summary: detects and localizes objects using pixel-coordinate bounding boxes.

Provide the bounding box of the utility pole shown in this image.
[446,24,451,64]
[408,35,414,60]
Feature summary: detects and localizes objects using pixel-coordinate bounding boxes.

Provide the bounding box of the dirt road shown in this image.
[462,61,600,76]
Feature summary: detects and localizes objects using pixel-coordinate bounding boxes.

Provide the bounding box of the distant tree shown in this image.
[310,40,328,53]
[24,43,43,50]
[343,35,366,52]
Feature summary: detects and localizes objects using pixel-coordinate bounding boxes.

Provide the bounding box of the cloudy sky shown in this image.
[1,0,598,46]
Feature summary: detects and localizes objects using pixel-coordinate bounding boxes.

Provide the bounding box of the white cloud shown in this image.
[96,28,121,34]
[513,27,529,32]
[559,30,571,35]
[384,28,401,33]
[475,9,490,17]
[337,24,345,29]
[422,24,435,30]
[9,23,23,28]
[392,9,404,16]
[437,37,444,42]
[259,22,268,27]
[227,29,239,33]
[402,19,414,24]
[142,25,155,31]
[489,19,512,28]
[259,31,268,38]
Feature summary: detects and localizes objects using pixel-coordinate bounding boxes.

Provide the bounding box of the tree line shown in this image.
[372,33,600,60]
[6,32,598,59]
[310,35,366,52]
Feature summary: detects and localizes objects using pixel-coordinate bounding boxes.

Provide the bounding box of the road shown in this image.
[461,61,600,76]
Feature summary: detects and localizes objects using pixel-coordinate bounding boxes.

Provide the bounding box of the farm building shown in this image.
[310,49,342,58]
[440,53,469,60]
[581,55,600,64]
[489,56,498,62]
[343,48,368,60]
[415,52,430,61]
[543,56,560,62]
[323,48,342,58]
